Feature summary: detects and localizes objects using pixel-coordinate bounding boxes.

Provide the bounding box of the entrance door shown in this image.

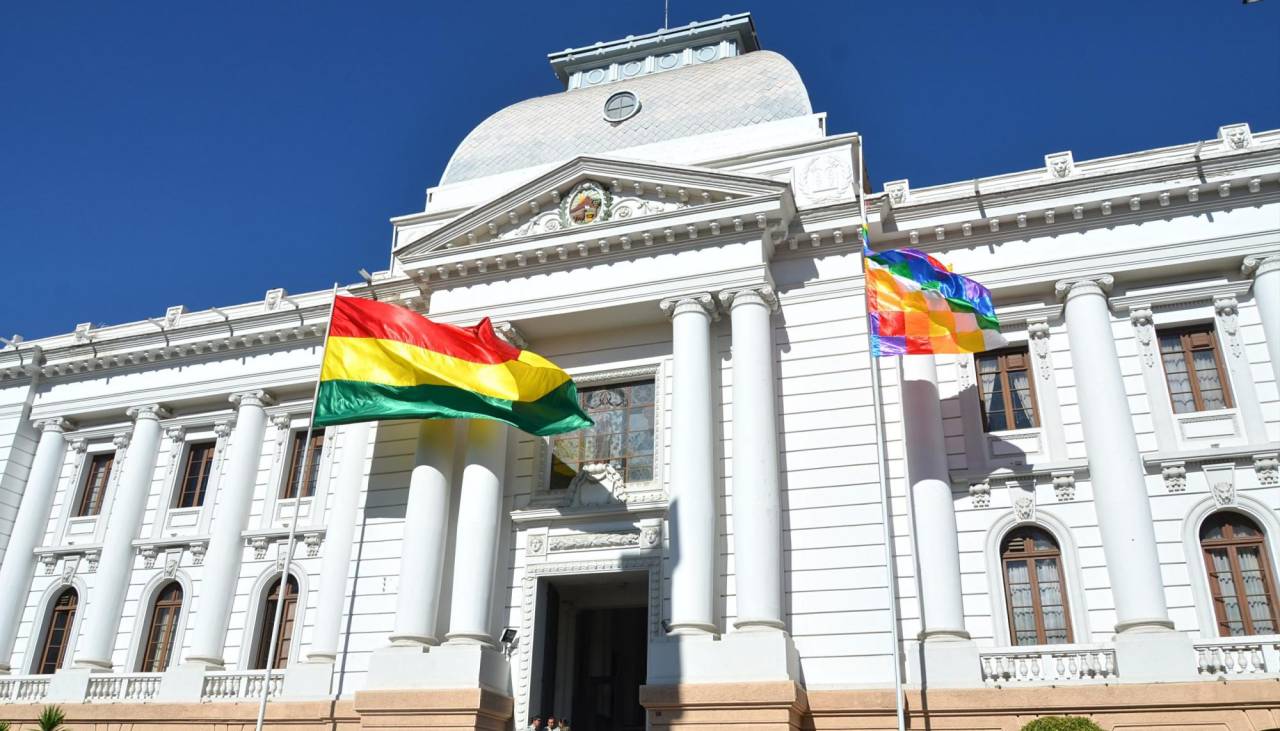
[570,607,647,731]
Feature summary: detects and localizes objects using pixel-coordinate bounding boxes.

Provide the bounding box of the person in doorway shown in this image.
[546,716,560,729]
[559,718,571,731]
[528,716,543,730]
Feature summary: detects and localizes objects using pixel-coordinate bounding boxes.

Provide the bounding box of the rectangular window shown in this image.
[282,429,325,499]
[976,347,1039,432]
[76,453,114,517]
[1159,325,1232,413]
[548,380,655,490]
[174,442,216,509]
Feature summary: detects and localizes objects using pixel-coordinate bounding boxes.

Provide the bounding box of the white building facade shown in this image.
[0,13,1278,730]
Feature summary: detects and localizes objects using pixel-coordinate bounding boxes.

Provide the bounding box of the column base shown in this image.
[71,657,113,672]
[355,687,512,731]
[1113,627,1198,683]
[365,642,510,693]
[283,659,335,699]
[640,680,808,730]
[182,655,226,670]
[905,637,983,688]
[648,629,799,685]
[0,662,11,675]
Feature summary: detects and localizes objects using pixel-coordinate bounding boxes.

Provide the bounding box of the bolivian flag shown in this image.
[314,296,592,436]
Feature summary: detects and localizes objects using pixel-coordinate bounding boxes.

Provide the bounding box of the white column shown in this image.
[659,294,719,635]
[304,421,371,662]
[1057,276,1171,633]
[389,420,456,647]
[0,419,74,673]
[75,404,168,670]
[1244,254,1280,386]
[901,356,968,639]
[720,286,784,632]
[186,391,273,667]
[443,419,507,647]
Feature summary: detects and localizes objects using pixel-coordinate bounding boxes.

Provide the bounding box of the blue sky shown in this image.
[2,1,1277,341]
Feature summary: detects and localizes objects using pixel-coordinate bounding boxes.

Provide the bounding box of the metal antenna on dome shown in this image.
[663,0,669,29]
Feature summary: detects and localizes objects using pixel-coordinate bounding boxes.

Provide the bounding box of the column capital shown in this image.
[32,417,75,434]
[1242,253,1280,278]
[659,293,719,321]
[1054,273,1114,301]
[229,390,275,409]
[126,404,171,422]
[491,321,527,349]
[718,284,779,313]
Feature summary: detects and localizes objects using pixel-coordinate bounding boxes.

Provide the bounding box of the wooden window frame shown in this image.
[975,347,1040,432]
[1158,324,1234,413]
[1200,513,1280,637]
[174,441,216,509]
[1000,527,1074,646]
[137,582,183,672]
[35,588,78,674]
[281,429,325,499]
[76,452,114,517]
[252,575,299,670]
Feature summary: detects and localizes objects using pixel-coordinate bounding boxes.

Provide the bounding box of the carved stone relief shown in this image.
[1204,463,1236,506]
[1027,321,1053,381]
[1161,461,1187,492]
[1045,151,1075,179]
[548,531,641,552]
[1214,295,1241,359]
[1129,306,1156,368]
[1219,123,1252,151]
[969,481,991,509]
[1051,471,1075,502]
[1254,453,1279,487]
[796,154,854,205]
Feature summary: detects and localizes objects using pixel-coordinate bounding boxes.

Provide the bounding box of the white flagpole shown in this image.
[858,145,907,731]
[254,282,341,731]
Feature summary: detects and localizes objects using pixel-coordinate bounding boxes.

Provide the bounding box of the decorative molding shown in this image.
[884,179,909,206]
[1218,123,1252,151]
[303,532,323,558]
[248,536,271,560]
[1045,151,1074,179]
[1254,453,1279,487]
[1051,471,1075,502]
[548,530,641,552]
[1008,481,1036,521]
[956,355,973,390]
[33,417,76,434]
[40,554,58,576]
[1213,294,1241,359]
[1161,461,1188,492]
[60,556,79,586]
[229,390,275,410]
[492,321,528,349]
[189,541,207,566]
[1027,320,1052,380]
[1204,463,1236,506]
[1129,305,1156,368]
[969,481,991,509]
[139,545,159,569]
[1110,279,1252,312]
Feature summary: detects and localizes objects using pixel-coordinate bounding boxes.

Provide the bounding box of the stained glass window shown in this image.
[549,380,655,489]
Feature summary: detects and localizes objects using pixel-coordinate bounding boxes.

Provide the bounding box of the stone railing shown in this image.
[1194,636,1280,678]
[0,675,51,703]
[85,672,162,703]
[979,645,1118,686]
[201,670,284,702]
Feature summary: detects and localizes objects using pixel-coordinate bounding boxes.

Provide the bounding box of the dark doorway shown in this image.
[571,606,647,731]
[531,572,648,731]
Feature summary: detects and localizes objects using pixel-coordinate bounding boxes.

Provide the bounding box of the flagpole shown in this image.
[254,282,340,731]
[857,146,907,731]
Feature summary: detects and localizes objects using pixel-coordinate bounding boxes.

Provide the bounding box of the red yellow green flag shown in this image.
[313,296,592,436]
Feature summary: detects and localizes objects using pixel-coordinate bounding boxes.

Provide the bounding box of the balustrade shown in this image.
[979,645,1118,686]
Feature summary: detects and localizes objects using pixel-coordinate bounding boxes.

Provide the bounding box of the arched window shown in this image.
[34,588,78,674]
[252,575,299,669]
[1001,527,1072,646]
[138,582,183,672]
[1200,512,1279,636]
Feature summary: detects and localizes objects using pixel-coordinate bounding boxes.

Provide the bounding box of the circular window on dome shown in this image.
[603,91,640,122]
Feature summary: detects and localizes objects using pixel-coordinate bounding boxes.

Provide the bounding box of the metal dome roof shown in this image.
[439,50,813,185]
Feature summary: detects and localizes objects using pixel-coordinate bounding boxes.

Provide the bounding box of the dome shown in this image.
[439,51,813,185]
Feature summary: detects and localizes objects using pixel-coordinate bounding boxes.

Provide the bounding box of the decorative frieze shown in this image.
[548,531,642,552]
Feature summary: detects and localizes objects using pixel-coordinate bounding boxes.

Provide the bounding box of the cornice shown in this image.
[1110,279,1254,313]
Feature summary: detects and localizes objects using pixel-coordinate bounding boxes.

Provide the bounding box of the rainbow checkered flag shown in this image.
[861,225,1007,356]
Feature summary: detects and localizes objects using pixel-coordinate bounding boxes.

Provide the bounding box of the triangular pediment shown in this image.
[394,156,791,262]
